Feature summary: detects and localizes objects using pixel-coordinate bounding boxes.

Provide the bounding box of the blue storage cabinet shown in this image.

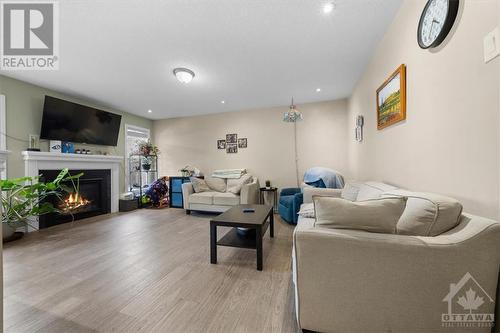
[169,176,191,208]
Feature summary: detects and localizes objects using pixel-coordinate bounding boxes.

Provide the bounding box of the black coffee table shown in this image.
[210,204,274,271]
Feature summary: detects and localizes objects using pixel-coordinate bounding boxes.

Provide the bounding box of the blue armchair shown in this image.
[278,188,303,225]
[278,167,345,225]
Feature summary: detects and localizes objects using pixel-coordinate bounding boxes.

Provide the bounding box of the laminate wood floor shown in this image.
[3,209,300,333]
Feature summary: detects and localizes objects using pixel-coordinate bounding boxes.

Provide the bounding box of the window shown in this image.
[125,124,150,191]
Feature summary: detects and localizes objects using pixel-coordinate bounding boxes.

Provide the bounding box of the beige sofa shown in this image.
[293,181,500,333]
[182,176,260,213]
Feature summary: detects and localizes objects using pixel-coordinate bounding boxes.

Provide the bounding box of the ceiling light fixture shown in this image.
[148,109,152,113]
[283,97,303,187]
[283,98,303,123]
[173,68,195,84]
[221,100,225,104]
[323,2,335,14]
[316,88,321,92]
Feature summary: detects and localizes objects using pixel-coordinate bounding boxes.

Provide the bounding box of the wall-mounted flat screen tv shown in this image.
[40,96,122,146]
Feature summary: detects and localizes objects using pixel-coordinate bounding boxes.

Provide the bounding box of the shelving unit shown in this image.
[128,154,158,207]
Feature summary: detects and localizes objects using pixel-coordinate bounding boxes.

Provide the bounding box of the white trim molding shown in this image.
[0,95,7,178]
[22,151,124,227]
[0,149,10,177]
[0,94,6,151]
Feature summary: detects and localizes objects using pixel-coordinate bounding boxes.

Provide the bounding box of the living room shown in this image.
[0,0,499,332]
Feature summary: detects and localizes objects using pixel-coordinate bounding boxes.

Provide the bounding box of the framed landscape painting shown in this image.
[376,64,406,130]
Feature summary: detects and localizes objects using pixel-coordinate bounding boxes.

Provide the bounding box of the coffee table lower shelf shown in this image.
[217,228,257,249]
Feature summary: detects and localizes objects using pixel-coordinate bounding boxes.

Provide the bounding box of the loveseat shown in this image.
[182,175,260,213]
[293,181,500,333]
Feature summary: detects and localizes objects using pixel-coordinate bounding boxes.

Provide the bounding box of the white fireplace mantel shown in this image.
[22,151,124,217]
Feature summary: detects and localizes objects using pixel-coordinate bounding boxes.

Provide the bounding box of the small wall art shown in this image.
[238,138,247,148]
[217,140,226,149]
[226,133,237,144]
[226,143,238,154]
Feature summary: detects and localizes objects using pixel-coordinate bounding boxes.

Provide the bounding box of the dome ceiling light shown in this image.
[173,68,195,84]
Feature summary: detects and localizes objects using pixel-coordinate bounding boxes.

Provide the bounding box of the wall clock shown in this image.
[417,0,459,49]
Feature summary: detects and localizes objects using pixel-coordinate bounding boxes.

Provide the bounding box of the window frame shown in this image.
[124,124,151,191]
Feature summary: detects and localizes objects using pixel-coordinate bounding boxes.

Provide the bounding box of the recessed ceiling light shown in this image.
[316,88,321,92]
[173,68,195,84]
[323,2,335,14]
[221,100,225,104]
[148,109,152,113]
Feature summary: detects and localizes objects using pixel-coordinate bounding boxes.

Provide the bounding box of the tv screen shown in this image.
[40,96,122,146]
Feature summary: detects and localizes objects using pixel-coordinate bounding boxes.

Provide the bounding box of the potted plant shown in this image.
[142,156,152,171]
[0,168,83,241]
[136,139,159,156]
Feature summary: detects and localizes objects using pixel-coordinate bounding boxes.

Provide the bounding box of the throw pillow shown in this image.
[297,203,315,218]
[341,183,360,201]
[313,196,407,234]
[227,175,253,194]
[190,177,211,193]
[205,177,227,193]
[382,190,463,236]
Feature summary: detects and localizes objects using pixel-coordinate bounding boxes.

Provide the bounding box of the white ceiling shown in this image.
[2,0,402,119]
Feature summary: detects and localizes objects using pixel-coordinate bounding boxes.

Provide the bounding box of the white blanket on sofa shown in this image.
[212,169,247,179]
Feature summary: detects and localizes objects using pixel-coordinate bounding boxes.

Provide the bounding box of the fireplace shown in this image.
[39,169,111,229]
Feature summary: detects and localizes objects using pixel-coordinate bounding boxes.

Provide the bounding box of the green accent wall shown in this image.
[0,75,153,193]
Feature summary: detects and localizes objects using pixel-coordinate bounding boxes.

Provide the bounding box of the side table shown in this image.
[260,187,278,213]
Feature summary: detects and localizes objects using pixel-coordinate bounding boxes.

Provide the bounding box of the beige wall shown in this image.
[0,75,154,193]
[348,0,500,218]
[154,100,348,190]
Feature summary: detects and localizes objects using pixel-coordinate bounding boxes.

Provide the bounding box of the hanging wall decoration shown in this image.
[238,138,247,148]
[376,64,406,130]
[355,115,364,142]
[217,140,226,149]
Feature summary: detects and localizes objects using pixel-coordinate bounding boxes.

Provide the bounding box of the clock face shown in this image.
[418,0,459,49]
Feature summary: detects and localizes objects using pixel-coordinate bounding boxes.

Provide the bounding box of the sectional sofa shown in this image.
[293,181,500,333]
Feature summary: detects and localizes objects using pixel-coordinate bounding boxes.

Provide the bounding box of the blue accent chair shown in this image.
[279,166,345,225]
[278,188,303,225]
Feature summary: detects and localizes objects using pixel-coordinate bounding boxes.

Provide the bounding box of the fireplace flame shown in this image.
[60,192,91,212]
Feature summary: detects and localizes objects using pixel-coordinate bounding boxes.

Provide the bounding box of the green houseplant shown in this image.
[0,168,83,240]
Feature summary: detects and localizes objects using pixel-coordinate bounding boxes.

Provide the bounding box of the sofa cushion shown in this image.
[205,177,227,192]
[382,190,463,236]
[298,203,315,218]
[190,177,211,193]
[189,192,214,205]
[213,192,240,206]
[313,196,407,234]
[341,183,360,201]
[356,181,398,201]
[227,175,253,194]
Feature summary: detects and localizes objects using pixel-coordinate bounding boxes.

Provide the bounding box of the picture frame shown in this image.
[226,133,237,144]
[238,138,247,148]
[217,139,226,149]
[28,134,40,151]
[376,64,406,130]
[226,143,238,154]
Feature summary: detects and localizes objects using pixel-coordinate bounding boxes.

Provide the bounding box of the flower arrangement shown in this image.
[179,165,201,177]
[135,139,159,156]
